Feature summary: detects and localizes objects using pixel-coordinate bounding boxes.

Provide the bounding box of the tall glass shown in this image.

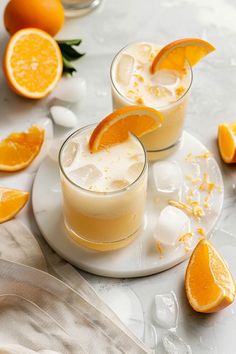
[59,125,148,251]
[110,42,193,160]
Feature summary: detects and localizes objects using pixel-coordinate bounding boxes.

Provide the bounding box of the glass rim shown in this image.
[110,40,193,110]
[59,123,148,196]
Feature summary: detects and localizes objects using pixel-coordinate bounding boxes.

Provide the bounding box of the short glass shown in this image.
[110,43,193,160]
[62,0,101,17]
[59,125,148,251]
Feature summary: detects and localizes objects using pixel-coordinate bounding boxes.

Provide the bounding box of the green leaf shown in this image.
[57,39,82,46]
[58,43,85,61]
[62,57,77,75]
[56,38,85,75]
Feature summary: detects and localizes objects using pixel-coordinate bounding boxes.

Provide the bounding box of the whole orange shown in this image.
[4,0,64,37]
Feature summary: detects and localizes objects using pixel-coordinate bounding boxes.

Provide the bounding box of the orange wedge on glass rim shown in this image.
[3,28,63,99]
[89,106,164,153]
[0,187,29,223]
[0,125,44,171]
[218,123,236,163]
[150,38,215,73]
[185,239,236,313]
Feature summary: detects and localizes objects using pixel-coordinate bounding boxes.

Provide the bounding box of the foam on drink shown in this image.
[61,128,145,192]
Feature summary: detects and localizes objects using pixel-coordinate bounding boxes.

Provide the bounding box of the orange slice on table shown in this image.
[0,125,44,171]
[3,28,63,99]
[0,187,29,223]
[89,106,164,153]
[185,239,236,313]
[150,38,215,73]
[218,123,236,163]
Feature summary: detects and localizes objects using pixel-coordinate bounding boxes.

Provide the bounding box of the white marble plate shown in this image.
[32,131,224,278]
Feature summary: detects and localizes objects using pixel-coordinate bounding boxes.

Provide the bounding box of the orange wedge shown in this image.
[3,28,63,99]
[0,187,29,223]
[185,239,236,313]
[0,125,44,171]
[151,38,215,73]
[218,123,236,163]
[89,106,164,152]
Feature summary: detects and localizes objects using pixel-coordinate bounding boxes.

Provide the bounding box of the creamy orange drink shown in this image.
[111,39,215,159]
[59,106,163,251]
[59,125,148,251]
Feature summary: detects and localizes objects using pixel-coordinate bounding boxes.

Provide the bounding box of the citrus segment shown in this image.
[218,123,236,163]
[185,239,236,313]
[89,106,164,152]
[3,28,63,98]
[0,125,44,171]
[0,187,29,223]
[151,38,215,73]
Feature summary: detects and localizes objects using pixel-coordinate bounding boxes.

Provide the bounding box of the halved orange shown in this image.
[218,123,236,163]
[185,239,236,313]
[0,187,29,223]
[3,28,63,99]
[0,125,44,171]
[150,38,215,73]
[89,106,164,152]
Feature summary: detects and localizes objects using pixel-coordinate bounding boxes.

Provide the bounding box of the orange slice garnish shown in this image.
[89,106,164,153]
[3,28,63,99]
[0,125,44,171]
[150,38,215,73]
[185,239,236,313]
[0,187,29,223]
[218,123,236,163]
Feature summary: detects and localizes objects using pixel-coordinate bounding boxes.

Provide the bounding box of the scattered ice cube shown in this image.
[53,76,87,103]
[50,106,78,128]
[154,206,191,247]
[152,161,183,198]
[152,69,180,88]
[127,162,144,180]
[153,292,179,329]
[111,179,129,190]
[70,164,102,187]
[117,54,135,85]
[158,331,192,354]
[62,141,79,167]
[98,287,145,340]
[135,43,152,63]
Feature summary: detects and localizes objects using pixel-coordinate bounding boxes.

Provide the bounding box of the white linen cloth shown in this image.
[0,220,150,354]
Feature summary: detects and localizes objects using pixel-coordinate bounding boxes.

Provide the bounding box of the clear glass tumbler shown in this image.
[59,125,148,251]
[110,42,193,160]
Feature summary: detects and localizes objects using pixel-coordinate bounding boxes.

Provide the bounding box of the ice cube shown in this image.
[62,141,79,167]
[130,153,143,162]
[154,206,191,247]
[70,164,102,187]
[158,331,192,354]
[98,287,144,340]
[53,76,87,103]
[135,43,152,63]
[153,292,179,329]
[152,161,183,198]
[111,179,130,190]
[117,54,135,85]
[127,162,144,180]
[50,106,78,128]
[152,69,180,88]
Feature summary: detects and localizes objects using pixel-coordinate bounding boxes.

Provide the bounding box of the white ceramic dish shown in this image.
[32,131,224,278]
